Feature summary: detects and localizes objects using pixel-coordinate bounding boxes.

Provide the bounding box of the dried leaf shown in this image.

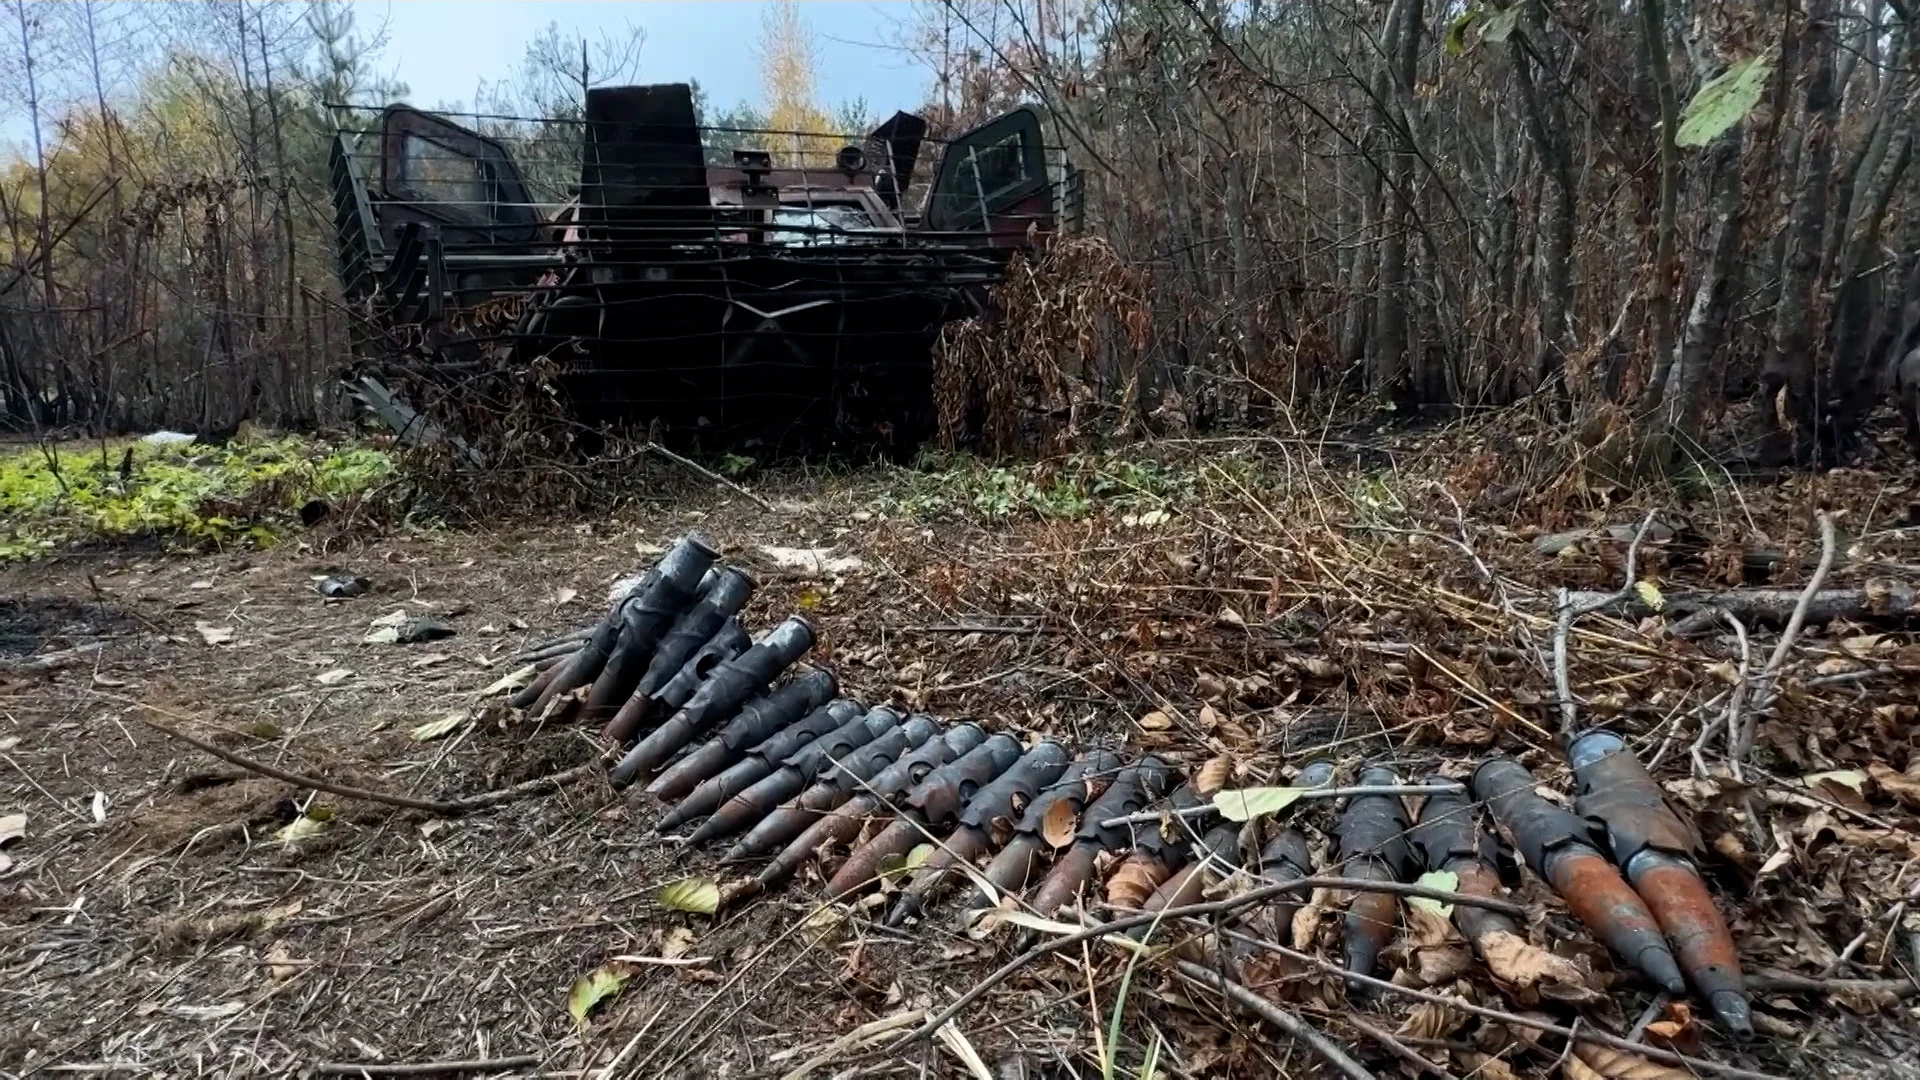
[1476,929,1596,999]
[410,713,466,741]
[555,588,579,606]
[1137,709,1173,731]
[194,622,234,646]
[1409,869,1457,916]
[1105,856,1164,909]
[566,962,632,1025]
[0,812,25,846]
[315,669,354,686]
[1644,1000,1701,1055]
[1866,762,1920,809]
[1193,755,1234,796]
[1456,1052,1521,1080]
[1804,768,1871,811]
[480,664,537,696]
[1291,888,1331,950]
[1396,999,1467,1040]
[658,877,720,916]
[1040,798,1082,848]
[661,925,697,960]
[264,941,303,980]
[934,1020,994,1080]
[1212,786,1303,822]
[1570,1044,1691,1080]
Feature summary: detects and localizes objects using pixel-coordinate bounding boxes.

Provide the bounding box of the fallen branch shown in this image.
[0,643,103,676]
[1556,512,1658,734]
[1204,923,1786,1080]
[1739,512,1838,762]
[134,711,597,816]
[888,874,1529,1052]
[1098,783,1465,829]
[1562,580,1911,630]
[1173,960,1377,1080]
[313,1056,539,1076]
[1345,1015,1463,1080]
[644,441,775,512]
[1745,969,1920,998]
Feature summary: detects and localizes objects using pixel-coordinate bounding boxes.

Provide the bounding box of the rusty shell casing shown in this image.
[686,707,900,846]
[1079,754,1178,849]
[882,744,1069,926]
[967,749,1120,906]
[1026,839,1103,918]
[757,792,878,889]
[612,617,816,783]
[1128,784,1209,872]
[864,722,988,798]
[905,735,1026,825]
[615,567,757,731]
[1632,855,1751,1036]
[1013,749,1125,843]
[584,540,724,719]
[817,713,937,799]
[978,834,1048,903]
[1025,756,1176,917]
[1567,731,1699,866]
[518,604,618,710]
[1105,850,1175,911]
[1236,827,1314,946]
[1342,858,1400,981]
[1135,823,1241,939]
[1335,766,1415,877]
[645,667,844,799]
[514,567,654,710]
[1572,730,1747,1036]
[885,825,992,927]
[643,669,836,797]
[648,617,751,716]
[651,699,864,832]
[1335,766,1414,982]
[1409,774,1520,942]
[827,813,933,899]
[721,715,932,862]
[541,535,715,715]
[951,741,1070,832]
[609,618,750,742]
[1474,757,1686,994]
[513,654,571,708]
[793,722,985,896]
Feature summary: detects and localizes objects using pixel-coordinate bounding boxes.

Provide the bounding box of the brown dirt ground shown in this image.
[3,448,1919,1079]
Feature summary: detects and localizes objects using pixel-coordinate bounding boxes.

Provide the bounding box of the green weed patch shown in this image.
[0,434,391,561]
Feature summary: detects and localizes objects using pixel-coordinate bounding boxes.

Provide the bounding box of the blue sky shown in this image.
[357,1,933,116]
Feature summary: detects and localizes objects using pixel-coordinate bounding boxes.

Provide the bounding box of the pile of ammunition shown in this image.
[513,534,1752,1038]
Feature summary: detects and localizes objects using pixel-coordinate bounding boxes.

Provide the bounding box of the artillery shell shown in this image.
[827,815,927,899]
[651,699,864,831]
[685,707,898,846]
[885,825,990,927]
[1548,848,1687,994]
[726,717,937,861]
[643,668,837,798]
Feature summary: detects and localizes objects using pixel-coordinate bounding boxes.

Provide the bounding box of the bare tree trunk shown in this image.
[1372,0,1421,402]
[1509,2,1575,397]
[1637,0,1680,403]
[1644,126,1747,471]
[1764,0,1837,453]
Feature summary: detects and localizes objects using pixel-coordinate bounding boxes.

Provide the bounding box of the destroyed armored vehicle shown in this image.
[327,83,1077,449]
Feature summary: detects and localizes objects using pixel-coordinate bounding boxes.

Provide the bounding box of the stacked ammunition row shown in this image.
[511,535,1752,1038]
